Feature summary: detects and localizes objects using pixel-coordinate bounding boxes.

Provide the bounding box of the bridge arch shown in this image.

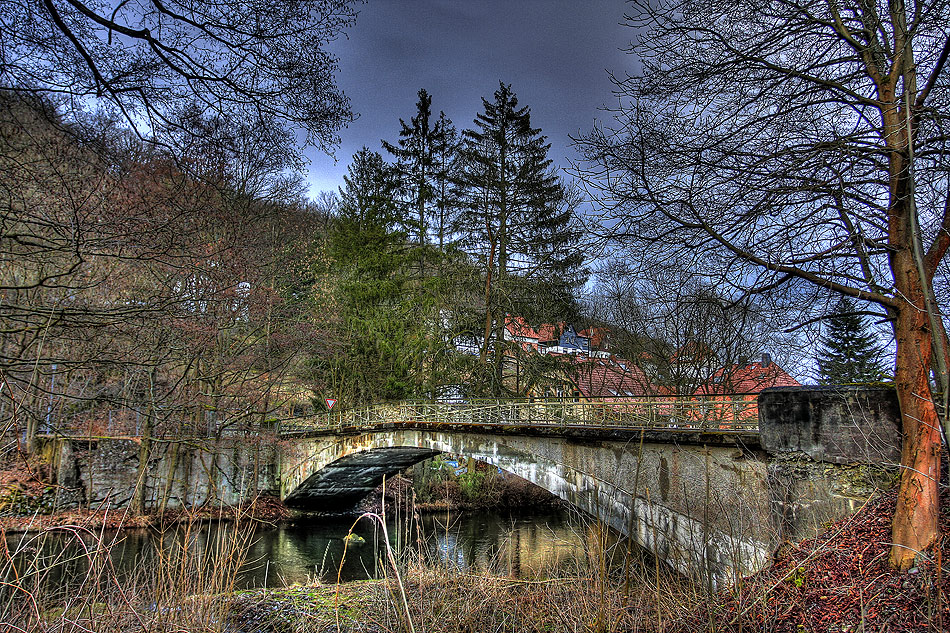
[282,432,609,519]
[278,428,773,583]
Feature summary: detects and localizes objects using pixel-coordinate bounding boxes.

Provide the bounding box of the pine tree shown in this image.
[456,82,584,394]
[336,147,400,230]
[382,89,458,248]
[318,148,425,403]
[817,299,891,385]
[432,111,461,251]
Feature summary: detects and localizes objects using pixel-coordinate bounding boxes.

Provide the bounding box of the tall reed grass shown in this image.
[0,503,258,632]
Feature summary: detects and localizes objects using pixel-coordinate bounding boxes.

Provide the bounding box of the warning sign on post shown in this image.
[325,398,337,410]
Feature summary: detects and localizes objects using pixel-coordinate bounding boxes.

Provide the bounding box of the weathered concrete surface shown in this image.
[284,446,439,507]
[758,386,901,464]
[766,454,897,541]
[758,386,901,541]
[41,436,279,510]
[280,428,773,583]
[42,387,902,585]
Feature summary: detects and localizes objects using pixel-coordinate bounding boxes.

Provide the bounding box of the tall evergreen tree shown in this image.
[456,82,584,394]
[336,147,400,229]
[432,111,461,251]
[381,93,465,399]
[817,299,891,385]
[315,148,425,404]
[383,89,458,247]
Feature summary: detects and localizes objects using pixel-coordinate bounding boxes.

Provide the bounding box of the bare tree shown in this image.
[590,259,801,396]
[1,0,357,466]
[1,0,358,153]
[575,0,950,569]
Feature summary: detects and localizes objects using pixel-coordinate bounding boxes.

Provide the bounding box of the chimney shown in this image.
[761,352,772,368]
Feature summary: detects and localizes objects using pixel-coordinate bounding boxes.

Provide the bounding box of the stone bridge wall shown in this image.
[43,436,279,511]
[42,387,901,584]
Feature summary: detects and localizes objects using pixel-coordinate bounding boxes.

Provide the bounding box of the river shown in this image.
[4,508,639,590]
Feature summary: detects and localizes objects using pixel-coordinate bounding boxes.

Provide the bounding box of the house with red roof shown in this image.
[567,355,655,399]
[498,317,800,425]
[693,354,800,426]
[695,354,800,395]
[578,326,611,353]
[504,316,542,352]
[504,317,599,357]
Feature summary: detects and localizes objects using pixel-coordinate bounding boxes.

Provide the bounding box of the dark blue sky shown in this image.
[305,0,636,196]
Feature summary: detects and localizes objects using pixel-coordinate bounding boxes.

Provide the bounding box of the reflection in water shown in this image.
[426,513,594,578]
[4,508,641,590]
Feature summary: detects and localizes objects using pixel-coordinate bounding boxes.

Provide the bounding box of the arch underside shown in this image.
[283,446,440,509]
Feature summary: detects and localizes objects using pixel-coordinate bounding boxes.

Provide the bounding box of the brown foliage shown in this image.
[674,486,950,632]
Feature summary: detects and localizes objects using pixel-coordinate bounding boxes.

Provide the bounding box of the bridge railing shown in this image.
[276,395,761,435]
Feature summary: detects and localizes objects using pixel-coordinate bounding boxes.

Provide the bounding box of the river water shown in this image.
[6,508,637,590]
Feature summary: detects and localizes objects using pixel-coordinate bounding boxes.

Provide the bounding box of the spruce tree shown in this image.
[319,148,424,403]
[817,298,891,385]
[336,147,400,230]
[432,111,461,251]
[456,82,584,394]
[383,89,458,248]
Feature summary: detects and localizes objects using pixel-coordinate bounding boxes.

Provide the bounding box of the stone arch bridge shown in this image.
[47,389,900,584]
[276,391,899,582]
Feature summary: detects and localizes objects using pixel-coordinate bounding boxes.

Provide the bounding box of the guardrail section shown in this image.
[278,395,761,435]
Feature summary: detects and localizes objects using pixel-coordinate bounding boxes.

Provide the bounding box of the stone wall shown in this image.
[758,386,901,541]
[758,386,901,464]
[39,386,904,583]
[43,436,280,511]
[280,429,775,584]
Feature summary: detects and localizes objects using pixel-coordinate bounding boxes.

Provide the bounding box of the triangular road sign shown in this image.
[325,398,337,411]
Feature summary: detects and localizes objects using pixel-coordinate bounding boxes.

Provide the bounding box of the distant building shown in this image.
[476,316,799,410]
[567,356,654,399]
[695,354,800,395]
[540,324,590,355]
[578,327,611,353]
[694,354,800,425]
[504,316,542,352]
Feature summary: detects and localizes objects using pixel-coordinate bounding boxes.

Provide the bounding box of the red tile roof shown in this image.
[505,316,540,341]
[578,327,610,350]
[535,323,557,343]
[567,356,655,398]
[695,361,800,395]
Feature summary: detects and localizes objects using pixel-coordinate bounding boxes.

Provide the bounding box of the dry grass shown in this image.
[0,503,260,632]
[312,508,698,633]
[2,482,947,633]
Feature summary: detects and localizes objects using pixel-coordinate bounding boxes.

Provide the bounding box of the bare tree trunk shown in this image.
[130,413,153,515]
[479,229,497,367]
[131,366,157,515]
[159,438,180,513]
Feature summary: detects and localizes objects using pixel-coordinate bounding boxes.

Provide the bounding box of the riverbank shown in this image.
[4,480,949,631]
[665,485,950,632]
[225,568,658,633]
[224,485,949,632]
[0,453,559,534]
[354,466,565,516]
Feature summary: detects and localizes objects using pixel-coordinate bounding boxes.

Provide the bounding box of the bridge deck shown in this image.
[277,420,761,450]
[277,395,761,439]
